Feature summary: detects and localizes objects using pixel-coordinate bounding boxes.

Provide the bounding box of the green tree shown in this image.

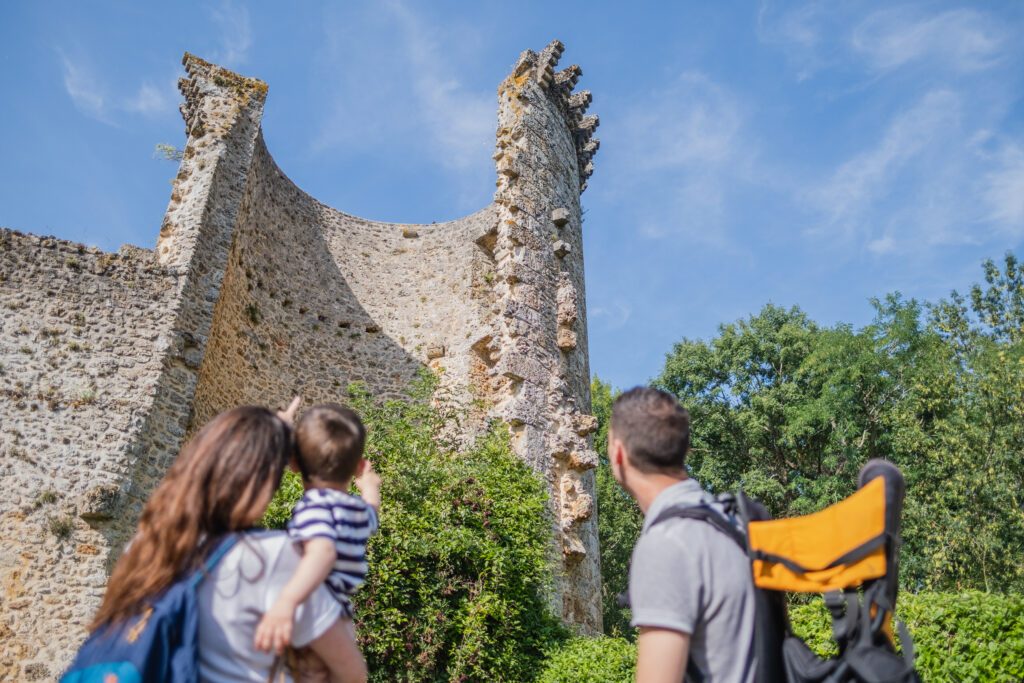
[650,255,1024,593]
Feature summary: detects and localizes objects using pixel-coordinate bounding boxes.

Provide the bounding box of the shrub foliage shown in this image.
[790,592,1024,682]
[263,374,565,682]
[545,593,1022,683]
[537,637,636,683]
[592,379,642,639]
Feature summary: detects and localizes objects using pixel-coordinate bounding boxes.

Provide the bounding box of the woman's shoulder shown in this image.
[219,530,301,574]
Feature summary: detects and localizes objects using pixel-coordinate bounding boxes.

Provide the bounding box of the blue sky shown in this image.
[2,1,1023,389]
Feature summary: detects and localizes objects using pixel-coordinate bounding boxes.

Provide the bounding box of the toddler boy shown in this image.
[255,403,381,676]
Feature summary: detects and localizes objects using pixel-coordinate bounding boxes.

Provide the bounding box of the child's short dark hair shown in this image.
[295,403,366,483]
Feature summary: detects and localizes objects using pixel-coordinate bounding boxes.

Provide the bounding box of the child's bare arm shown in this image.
[254,537,337,654]
[354,461,381,512]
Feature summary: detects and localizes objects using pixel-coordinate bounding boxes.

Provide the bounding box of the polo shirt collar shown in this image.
[642,478,711,533]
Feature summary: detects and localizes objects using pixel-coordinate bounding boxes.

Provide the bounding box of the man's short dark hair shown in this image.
[610,387,689,474]
[295,403,366,483]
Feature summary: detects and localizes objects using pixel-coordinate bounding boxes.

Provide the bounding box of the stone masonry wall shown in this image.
[0,231,180,681]
[190,133,500,424]
[0,54,269,680]
[485,42,602,629]
[0,42,604,678]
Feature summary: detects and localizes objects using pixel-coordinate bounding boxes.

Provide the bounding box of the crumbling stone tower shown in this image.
[0,41,601,678]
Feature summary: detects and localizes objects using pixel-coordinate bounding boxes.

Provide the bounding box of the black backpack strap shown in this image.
[686,658,705,683]
[618,502,747,610]
[648,503,747,550]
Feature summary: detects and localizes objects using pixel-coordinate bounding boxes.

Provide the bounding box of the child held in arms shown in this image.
[255,403,381,679]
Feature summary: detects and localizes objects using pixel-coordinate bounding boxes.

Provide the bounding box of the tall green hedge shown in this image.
[262,376,566,681]
[790,591,1024,682]
[540,592,1022,682]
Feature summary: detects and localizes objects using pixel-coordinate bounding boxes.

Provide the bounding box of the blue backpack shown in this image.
[61,535,238,683]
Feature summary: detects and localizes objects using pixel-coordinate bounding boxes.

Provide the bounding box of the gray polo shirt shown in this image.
[629,479,757,682]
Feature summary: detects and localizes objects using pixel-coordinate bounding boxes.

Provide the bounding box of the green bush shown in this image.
[260,468,303,529]
[790,591,1024,682]
[537,637,636,683]
[262,374,565,681]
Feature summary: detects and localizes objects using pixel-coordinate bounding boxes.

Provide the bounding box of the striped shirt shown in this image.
[287,488,379,617]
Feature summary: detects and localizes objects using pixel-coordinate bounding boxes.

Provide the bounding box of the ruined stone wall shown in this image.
[0,231,180,681]
[0,42,604,678]
[484,43,602,628]
[190,136,498,426]
[0,55,270,680]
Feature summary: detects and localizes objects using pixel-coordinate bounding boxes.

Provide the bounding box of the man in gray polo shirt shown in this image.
[608,387,756,682]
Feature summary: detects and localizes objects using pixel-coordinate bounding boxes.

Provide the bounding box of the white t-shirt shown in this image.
[197,531,342,683]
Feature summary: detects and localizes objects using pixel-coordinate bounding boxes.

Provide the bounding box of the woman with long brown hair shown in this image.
[90,404,367,683]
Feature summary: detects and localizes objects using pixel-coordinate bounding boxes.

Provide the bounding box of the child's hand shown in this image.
[277,396,302,426]
[254,601,296,655]
[354,460,382,510]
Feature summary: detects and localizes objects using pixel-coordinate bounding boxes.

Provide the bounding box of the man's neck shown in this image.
[632,472,688,515]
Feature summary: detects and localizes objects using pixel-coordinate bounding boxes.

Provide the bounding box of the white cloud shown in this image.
[384,0,494,170]
[123,82,172,115]
[208,0,252,67]
[760,4,1012,82]
[591,298,632,330]
[59,53,109,122]
[312,0,493,174]
[621,72,741,171]
[852,8,1005,73]
[866,235,895,255]
[982,143,1024,232]
[804,89,1024,253]
[810,90,961,237]
[756,1,835,81]
[606,71,746,244]
[58,50,175,124]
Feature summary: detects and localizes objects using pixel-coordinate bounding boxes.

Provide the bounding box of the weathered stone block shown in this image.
[77,484,124,521]
[572,414,599,436]
[557,327,577,350]
[551,207,570,227]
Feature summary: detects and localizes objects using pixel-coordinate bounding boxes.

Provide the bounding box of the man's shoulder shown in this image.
[635,509,746,565]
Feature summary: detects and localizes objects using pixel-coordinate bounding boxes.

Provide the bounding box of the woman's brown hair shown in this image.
[91,406,294,629]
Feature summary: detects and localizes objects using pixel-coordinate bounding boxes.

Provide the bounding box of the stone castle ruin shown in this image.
[0,41,602,678]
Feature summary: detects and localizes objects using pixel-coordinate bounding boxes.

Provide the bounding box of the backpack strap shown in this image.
[188,534,240,589]
[648,502,747,550]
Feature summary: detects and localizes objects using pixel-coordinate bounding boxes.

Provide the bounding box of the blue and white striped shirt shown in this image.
[287,488,379,617]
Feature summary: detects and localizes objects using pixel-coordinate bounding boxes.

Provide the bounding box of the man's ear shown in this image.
[354,458,367,477]
[609,438,626,477]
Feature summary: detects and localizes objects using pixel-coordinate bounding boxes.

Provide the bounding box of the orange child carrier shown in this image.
[630,459,919,683]
[741,459,920,683]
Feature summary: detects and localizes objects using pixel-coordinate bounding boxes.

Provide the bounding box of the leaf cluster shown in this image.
[536,636,636,682]
[262,373,565,681]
